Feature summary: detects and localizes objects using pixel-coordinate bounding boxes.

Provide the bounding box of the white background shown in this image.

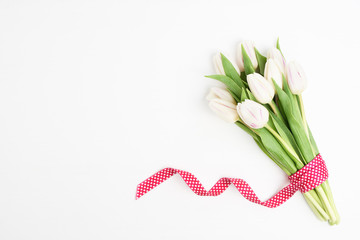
[0,0,359,239]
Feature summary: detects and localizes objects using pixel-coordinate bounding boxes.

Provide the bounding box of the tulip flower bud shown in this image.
[209,98,239,123]
[267,48,286,73]
[264,59,283,89]
[236,41,258,72]
[213,53,225,75]
[286,61,307,95]
[237,99,269,129]
[213,53,239,75]
[247,73,275,104]
[206,87,236,104]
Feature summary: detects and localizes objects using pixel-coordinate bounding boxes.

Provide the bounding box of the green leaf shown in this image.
[276,37,284,56]
[287,114,315,163]
[308,126,320,155]
[270,112,305,164]
[273,79,314,163]
[241,45,255,75]
[221,53,245,88]
[240,88,247,102]
[254,48,267,75]
[270,112,297,152]
[276,97,288,126]
[282,74,291,96]
[276,38,281,52]
[246,89,257,102]
[273,79,293,118]
[228,89,240,103]
[242,79,249,88]
[240,72,247,81]
[205,75,242,99]
[282,75,302,120]
[266,112,276,130]
[235,121,258,140]
[253,138,291,176]
[236,122,294,176]
[255,128,298,174]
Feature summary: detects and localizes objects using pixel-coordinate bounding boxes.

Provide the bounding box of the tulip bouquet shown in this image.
[206,40,340,225]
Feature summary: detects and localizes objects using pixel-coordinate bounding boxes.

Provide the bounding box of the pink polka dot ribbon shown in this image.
[136,154,328,208]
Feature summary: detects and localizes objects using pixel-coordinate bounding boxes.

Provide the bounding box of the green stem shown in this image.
[303,194,326,221]
[308,189,323,207]
[315,185,337,223]
[298,95,339,224]
[303,192,330,221]
[323,180,341,224]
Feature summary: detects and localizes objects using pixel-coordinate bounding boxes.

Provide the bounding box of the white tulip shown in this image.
[237,100,269,129]
[213,53,239,75]
[247,73,275,104]
[209,98,239,123]
[213,53,225,75]
[206,87,236,104]
[236,41,258,72]
[264,59,283,89]
[286,61,307,94]
[267,48,286,73]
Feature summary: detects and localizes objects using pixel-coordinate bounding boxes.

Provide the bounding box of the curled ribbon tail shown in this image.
[135,154,328,208]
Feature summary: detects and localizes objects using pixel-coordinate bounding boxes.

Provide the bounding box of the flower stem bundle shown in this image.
[206,40,340,225]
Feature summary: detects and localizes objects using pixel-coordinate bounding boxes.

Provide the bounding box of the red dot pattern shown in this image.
[288,154,328,193]
[136,154,328,208]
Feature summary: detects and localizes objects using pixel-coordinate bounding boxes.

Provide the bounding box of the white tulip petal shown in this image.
[286,61,307,94]
[206,90,218,101]
[213,53,225,75]
[236,41,258,72]
[267,48,286,73]
[209,99,239,123]
[206,87,236,104]
[213,52,239,75]
[237,100,269,129]
[264,59,283,89]
[247,73,275,104]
